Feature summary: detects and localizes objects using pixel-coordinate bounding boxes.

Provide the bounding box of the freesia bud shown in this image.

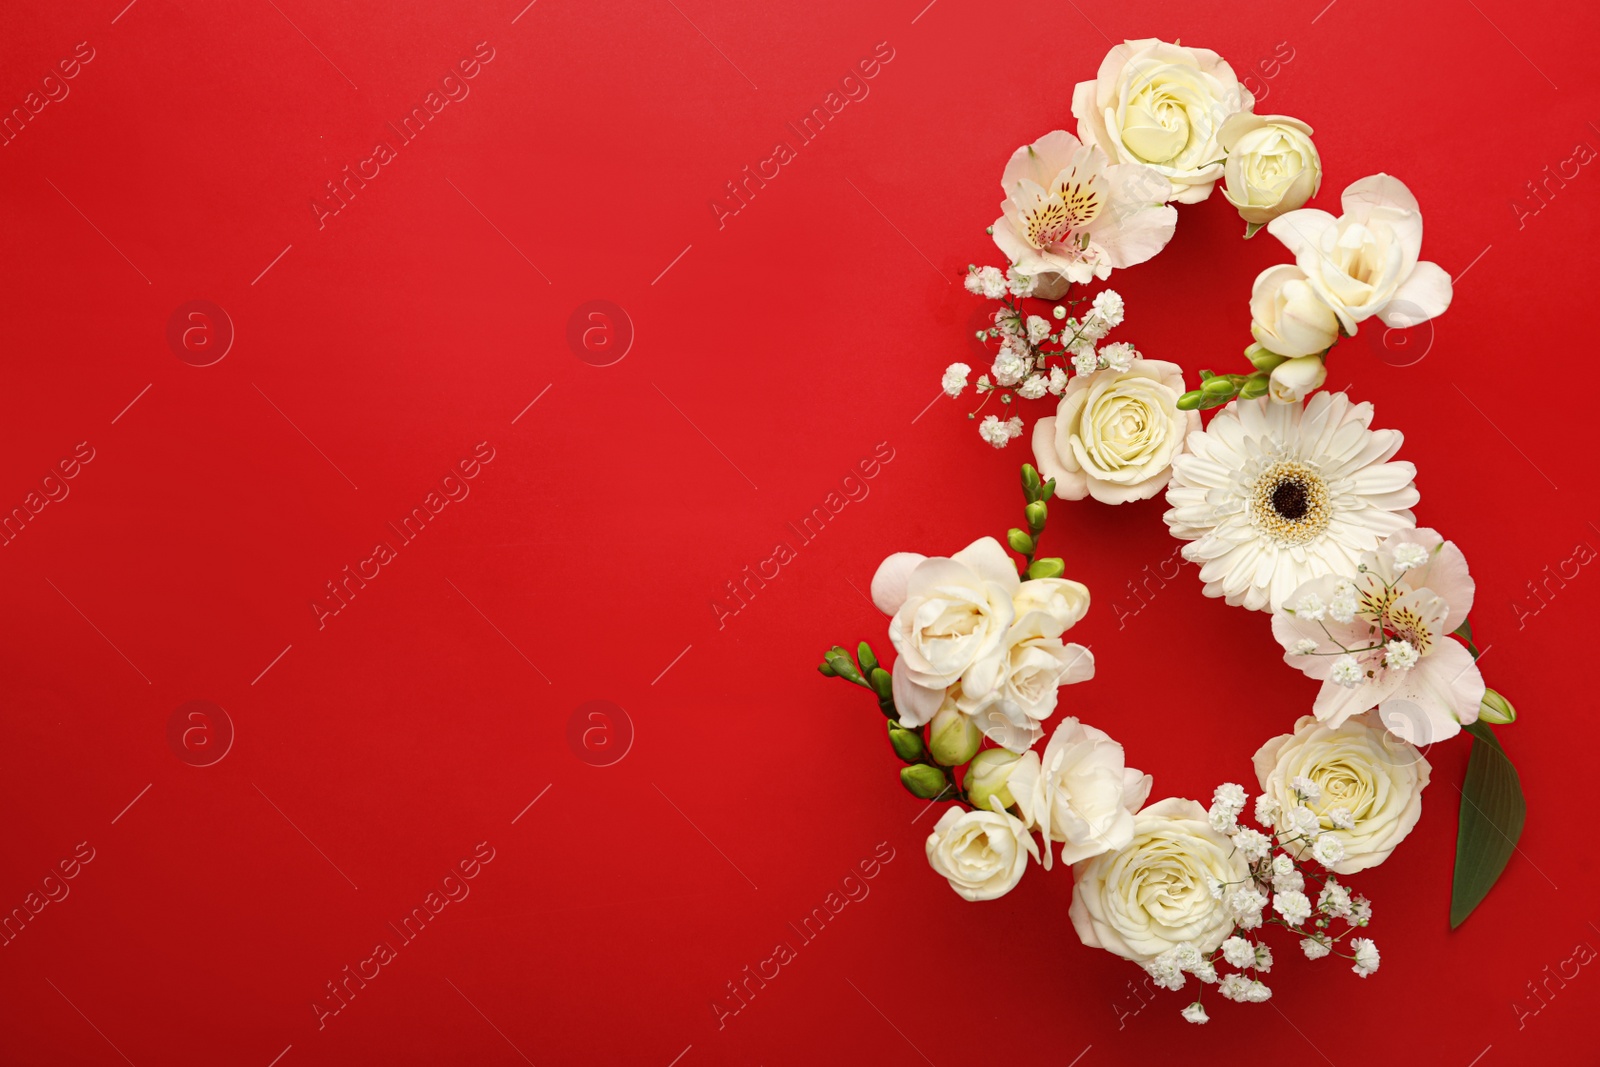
[966,748,1023,812]
[1267,355,1328,404]
[1027,557,1065,580]
[857,642,878,675]
[1021,463,1043,501]
[888,724,926,762]
[1007,528,1035,556]
[1025,501,1047,532]
[901,763,948,799]
[928,706,983,766]
[1479,688,1516,725]
[1250,265,1339,358]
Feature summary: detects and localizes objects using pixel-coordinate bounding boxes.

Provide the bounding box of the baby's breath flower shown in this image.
[1301,936,1332,960]
[1099,342,1138,372]
[1221,937,1255,969]
[1047,367,1069,395]
[941,362,971,398]
[1181,1001,1209,1024]
[1385,639,1420,671]
[1273,889,1312,926]
[1394,542,1429,573]
[1311,834,1345,868]
[1330,655,1363,688]
[1017,374,1048,400]
[1351,938,1381,977]
[1091,289,1125,327]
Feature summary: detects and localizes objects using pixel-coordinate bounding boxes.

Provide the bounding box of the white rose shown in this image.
[1031,359,1199,504]
[871,537,1019,727]
[1069,797,1249,962]
[925,806,1038,901]
[1072,38,1255,204]
[1219,114,1321,227]
[1253,713,1431,874]
[1267,355,1328,404]
[1267,173,1453,334]
[1249,264,1339,358]
[1007,717,1152,868]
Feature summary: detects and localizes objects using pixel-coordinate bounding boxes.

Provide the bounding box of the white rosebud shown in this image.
[1219,113,1321,226]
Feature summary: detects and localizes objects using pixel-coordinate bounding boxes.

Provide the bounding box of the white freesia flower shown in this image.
[1031,358,1199,504]
[1069,798,1250,962]
[1220,114,1321,226]
[1250,264,1339,358]
[925,805,1038,901]
[1268,355,1328,404]
[1163,392,1418,613]
[1008,717,1152,869]
[1253,713,1431,873]
[991,130,1177,297]
[960,578,1095,752]
[1272,528,1482,744]
[1267,173,1452,333]
[871,538,1018,727]
[1072,38,1255,204]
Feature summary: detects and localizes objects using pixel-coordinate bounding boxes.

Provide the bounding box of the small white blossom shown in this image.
[1300,936,1332,960]
[1181,1002,1209,1025]
[978,415,1022,448]
[1099,342,1137,372]
[1318,880,1352,919]
[1273,890,1312,927]
[975,374,993,394]
[1294,593,1327,621]
[1329,654,1363,688]
[1071,349,1099,376]
[1221,937,1255,969]
[1051,304,1067,321]
[1290,776,1322,803]
[992,347,1029,387]
[1394,542,1429,573]
[1218,975,1272,1003]
[1253,944,1274,972]
[1026,315,1051,344]
[1213,783,1247,818]
[1385,639,1420,671]
[1189,960,1217,985]
[1091,289,1125,328]
[1208,804,1238,834]
[1005,266,1036,298]
[1290,806,1320,835]
[1329,581,1358,624]
[963,269,984,295]
[1047,366,1069,395]
[1291,638,1318,655]
[1233,828,1271,862]
[1328,807,1355,830]
[1144,952,1185,991]
[1351,937,1380,977]
[975,266,1008,299]
[1207,876,1228,901]
[1254,794,1281,827]
[1017,374,1048,400]
[1311,834,1345,868]
[1350,896,1373,925]
[1228,887,1268,930]
[1270,860,1303,895]
[1078,313,1111,341]
[941,362,970,398]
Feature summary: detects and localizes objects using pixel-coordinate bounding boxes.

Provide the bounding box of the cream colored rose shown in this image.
[1268,355,1327,404]
[1253,713,1431,874]
[1008,717,1152,868]
[1220,114,1320,226]
[1072,38,1255,204]
[1031,359,1199,504]
[1250,264,1339,358]
[926,806,1038,901]
[1069,797,1248,962]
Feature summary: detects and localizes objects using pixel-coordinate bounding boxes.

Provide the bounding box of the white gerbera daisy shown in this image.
[1162,393,1418,612]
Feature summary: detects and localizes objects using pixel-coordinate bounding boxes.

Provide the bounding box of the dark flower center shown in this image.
[1271,479,1310,521]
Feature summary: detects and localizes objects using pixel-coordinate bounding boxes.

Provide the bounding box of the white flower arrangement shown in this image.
[817,35,1525,1029]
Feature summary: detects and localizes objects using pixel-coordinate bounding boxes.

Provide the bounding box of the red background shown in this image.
[2,0,1597,1064]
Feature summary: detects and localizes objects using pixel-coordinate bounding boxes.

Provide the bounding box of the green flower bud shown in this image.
[900,763,948,799]
[826,650,862,683]
[1025,500,1047,532]
[1021,463,1043,501]
[817,657,837,677]
[1007,528,1035,556]
[927,706,983,766]
[888,724,925,762]
[1238,374,1270,400]
[857,642,878,675]
[1479,688,1517,725]
[869,667,893,700]
[965,748,1023,812]
[1176,390,1204,411]
[1246,343,1289,372]
[1026,557,1065,580]
[1202,375,1237,396]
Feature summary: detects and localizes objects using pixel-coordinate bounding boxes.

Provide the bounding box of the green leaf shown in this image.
[1450,721,1527,928]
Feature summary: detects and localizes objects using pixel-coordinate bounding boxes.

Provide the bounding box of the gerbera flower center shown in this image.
[1250,461,1331,546]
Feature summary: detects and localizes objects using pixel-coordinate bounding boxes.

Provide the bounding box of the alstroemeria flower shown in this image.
[1266,174,1452,334]
[991,130,1177,297]
[1272,528,1482,744]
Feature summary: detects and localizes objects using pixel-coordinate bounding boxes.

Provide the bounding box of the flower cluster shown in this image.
[1123,780,1381,1024]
